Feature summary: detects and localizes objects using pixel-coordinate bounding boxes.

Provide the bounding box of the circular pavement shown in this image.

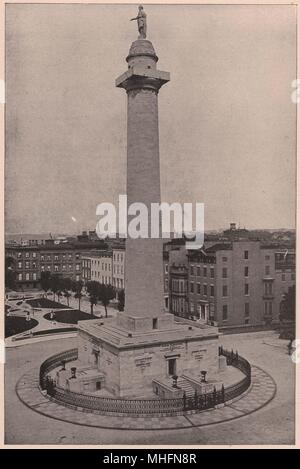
[16,365,276,430]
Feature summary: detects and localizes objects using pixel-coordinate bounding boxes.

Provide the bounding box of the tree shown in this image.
[279,285,296,322]
[40,271,51,298]
[98,284,116,318]
[49,274,60,302]
[118,289,125,312]
[279,285,295,340]
[5,256,16,290]
[61,277,72,307]
[86,281,100,316]
[72,280,83,311]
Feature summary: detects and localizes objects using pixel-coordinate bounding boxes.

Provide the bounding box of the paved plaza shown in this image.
[5,330,295,445]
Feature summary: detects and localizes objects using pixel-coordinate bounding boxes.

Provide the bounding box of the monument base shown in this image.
[74,313,219,398]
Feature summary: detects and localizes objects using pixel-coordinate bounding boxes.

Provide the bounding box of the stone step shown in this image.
[176,378,195,397]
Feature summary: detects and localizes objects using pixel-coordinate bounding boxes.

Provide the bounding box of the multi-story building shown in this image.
[82,256,92,283]
[163,249,169,310]
[168,240,295,328]
[89,251,113,285]
[6,238,107,290]
[112,244,125,290]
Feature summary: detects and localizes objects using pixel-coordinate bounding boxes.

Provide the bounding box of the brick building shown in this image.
[6,239,107,290]
[168,240,295,327]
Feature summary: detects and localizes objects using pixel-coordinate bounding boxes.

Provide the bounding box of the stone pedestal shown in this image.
[218,355,227,372]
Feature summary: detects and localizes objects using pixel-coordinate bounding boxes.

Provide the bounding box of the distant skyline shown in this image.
[5,4,296,234]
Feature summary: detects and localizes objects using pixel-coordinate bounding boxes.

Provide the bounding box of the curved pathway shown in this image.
[16,365,276,431]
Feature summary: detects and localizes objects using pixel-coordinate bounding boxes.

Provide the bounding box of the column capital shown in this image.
[116,68,170,93]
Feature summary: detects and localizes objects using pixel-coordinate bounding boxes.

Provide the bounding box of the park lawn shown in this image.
[43,309,94,324]
[5,316,39,338]
[26,298,70,309]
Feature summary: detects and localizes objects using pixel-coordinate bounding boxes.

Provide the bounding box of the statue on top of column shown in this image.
[130,5,147,39]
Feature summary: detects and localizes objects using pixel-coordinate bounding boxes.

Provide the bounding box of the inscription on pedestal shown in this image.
[192,349,207,361]
[134,355,152,370]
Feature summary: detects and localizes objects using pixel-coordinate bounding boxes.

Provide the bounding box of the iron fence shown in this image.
[39,346,251,415]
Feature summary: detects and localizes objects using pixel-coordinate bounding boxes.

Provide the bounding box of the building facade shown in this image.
[168,240,295,328]
[6,239,107,289]
[112,246,125,290]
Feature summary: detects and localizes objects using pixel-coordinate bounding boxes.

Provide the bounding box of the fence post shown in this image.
[194,389,198,408]
[213,386,217,406]
[221,384,225,403]
[183,391,186,411]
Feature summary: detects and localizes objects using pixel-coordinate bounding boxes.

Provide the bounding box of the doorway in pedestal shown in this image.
[92,350,100,368]
[168,358,177,376]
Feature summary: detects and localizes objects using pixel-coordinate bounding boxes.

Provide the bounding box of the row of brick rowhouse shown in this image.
[168,240,295,327]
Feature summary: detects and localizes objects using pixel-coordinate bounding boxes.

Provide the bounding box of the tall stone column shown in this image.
[116,39,170,318]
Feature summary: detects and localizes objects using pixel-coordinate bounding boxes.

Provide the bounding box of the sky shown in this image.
[5,3,297,235]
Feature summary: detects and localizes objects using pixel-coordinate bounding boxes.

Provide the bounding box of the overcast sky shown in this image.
[5,3,296,235]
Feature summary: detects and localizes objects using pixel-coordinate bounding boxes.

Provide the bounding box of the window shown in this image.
[222,285,228,297]
[41,265,45,271]
[18,273,22,281]
[196,266,201,276]
[203,266,207,277]
[244,250,249,260]
[18,262,22,269]
[62,265,66,271]
[41,255,44,261]
[54,255,59,261]
[222,305,228,320]
[54,265,59,272]
[165,264,168,274]
[17,252,22,258]
[152,318,158,329]
[47,265,51,270]
[69,254,72,259]
[203,284,208,296]
[25,261,30,269]
[47,255,51,261]
[265,266,270,276]
[25,273,30,281]
[33,273,37,281]
[245,283,249,295]
[76,275,80,282]
[32,252,37,258]
[291,273,295,281]
[76,253,80,260]
[264,282,273,295]
[69,264,72,270]
[210,268,214,278]
[269,302,273,315]
[210,285,214,297]
[190,265,194,276]
[165,279,169,290]
[282,274,286,281]
[244,266,249,277]
[222,256,228,262]
[245,303,250,317]
[245,318,250,325]
[190,282,194,293]
[222,268,227,279]
[265,255,270,260]
[32,262,36,268]
[197,283,201,294]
